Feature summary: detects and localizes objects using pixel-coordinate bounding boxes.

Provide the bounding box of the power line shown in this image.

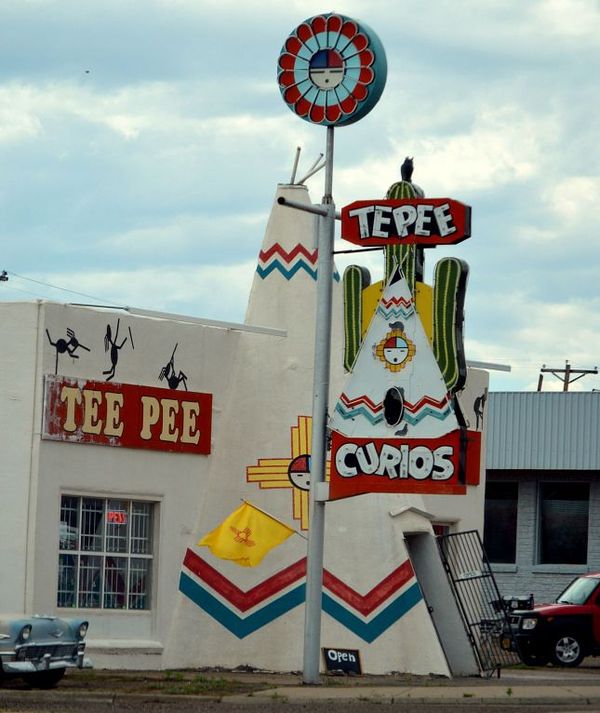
[1,269,117,305]
[1,284,49,299]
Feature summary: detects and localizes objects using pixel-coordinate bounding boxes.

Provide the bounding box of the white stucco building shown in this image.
[1,182,488,675]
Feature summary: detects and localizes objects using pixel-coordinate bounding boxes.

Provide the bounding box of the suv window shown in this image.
[556,577,599,605]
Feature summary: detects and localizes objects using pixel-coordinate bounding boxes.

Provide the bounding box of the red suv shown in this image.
[503,573,600,667]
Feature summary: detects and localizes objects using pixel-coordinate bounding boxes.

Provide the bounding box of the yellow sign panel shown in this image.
[360,279,433,346]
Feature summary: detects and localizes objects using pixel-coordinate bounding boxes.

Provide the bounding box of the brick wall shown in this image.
[488,473,600,605]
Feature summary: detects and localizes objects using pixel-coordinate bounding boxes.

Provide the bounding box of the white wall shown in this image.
[0,302,41,613]
[25,301,280,662]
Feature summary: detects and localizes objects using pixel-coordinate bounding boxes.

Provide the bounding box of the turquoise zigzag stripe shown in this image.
[179,573,422,642]
[334,403,452,426]
[258,261,317,280]
[376,306,415,320]
[404,406,453,425]
[179,573,306,638]
[257,261,340,282]
[334,403,384,424]
[323,583,422,643]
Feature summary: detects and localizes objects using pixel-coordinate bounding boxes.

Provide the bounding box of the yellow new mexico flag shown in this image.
[198,501,295,567]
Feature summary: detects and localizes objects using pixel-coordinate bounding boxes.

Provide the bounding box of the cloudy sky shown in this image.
[1,0,599,392]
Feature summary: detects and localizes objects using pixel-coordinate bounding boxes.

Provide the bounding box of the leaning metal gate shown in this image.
[437,530,520,677]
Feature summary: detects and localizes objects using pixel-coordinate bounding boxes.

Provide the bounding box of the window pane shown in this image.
[106,499,129,553]
[78,554,102,608]
[129,558,151,610]
[59,496,79,550]
[484,482,518,563]
[104,557,128,609]
[58,496,154,610]
[81,498,104,551]
[57,554,77,607]
[540,483,589,564]
[131,502,153,555]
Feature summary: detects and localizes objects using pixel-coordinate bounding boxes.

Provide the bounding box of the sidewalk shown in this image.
[228,682,600,706]
[224,665,600,705]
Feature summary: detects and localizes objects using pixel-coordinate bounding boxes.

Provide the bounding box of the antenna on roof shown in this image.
[288,146,326,186]
[290,146,301,184]
[296,152,325,185]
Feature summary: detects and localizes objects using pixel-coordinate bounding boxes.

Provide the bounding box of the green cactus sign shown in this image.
[341,161,470,397]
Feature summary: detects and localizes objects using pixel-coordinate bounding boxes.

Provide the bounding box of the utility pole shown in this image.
[538,361,598,391]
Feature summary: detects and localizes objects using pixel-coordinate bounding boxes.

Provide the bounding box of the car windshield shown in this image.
[556,577,599,604]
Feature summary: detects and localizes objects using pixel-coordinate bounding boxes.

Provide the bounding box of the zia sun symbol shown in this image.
[231,527,255,547]
[374,322,416,373]
[246,416,329,531]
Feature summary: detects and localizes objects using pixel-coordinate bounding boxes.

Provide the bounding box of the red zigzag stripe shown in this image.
[380,296,413,308]
[405,394,451,413]
[259,243,318,264]
[324,560,414,616]
[339,393,383,411]
[183,549,305,612]
[339,393,451,414]
[183,549,414,617]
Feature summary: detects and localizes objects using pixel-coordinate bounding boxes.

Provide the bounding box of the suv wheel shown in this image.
[551,633,585,667]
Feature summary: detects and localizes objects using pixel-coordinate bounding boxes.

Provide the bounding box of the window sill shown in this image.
[57,608,152,616]
[532,564,588,574]
[490,563,517,573]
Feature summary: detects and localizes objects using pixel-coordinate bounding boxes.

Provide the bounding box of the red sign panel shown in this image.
[328,429,481,500]
[107,511,128,524]
[42,375,212,455]
[341,198,471,247]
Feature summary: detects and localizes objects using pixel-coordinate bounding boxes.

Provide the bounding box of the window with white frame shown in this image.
[538,482,589,565]
[58,495,154,610]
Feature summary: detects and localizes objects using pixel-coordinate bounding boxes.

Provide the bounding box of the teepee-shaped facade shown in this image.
[166,180,483,676]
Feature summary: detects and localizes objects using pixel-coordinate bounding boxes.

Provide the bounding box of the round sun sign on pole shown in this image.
[277,13,387,126]
[277,13,387,685]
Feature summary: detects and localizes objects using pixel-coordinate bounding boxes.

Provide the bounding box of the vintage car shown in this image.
[502,573,600,667]
[0,615,91,688]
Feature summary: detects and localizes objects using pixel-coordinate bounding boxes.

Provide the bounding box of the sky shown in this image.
[1,0,599,392]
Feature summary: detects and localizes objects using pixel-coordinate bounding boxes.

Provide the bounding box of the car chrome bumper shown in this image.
[1,652,92,673]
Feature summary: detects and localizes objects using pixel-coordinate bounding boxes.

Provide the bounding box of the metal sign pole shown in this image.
[303,125,335,685]
[277,11,387,683]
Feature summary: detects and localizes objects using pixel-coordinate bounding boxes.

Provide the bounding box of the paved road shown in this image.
[3,662,600,713]
[4,699,600,713]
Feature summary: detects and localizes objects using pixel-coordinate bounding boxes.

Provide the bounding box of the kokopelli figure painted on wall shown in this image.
[159,343,188,390]
[46,327,90,374]
[103,319,134,381]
